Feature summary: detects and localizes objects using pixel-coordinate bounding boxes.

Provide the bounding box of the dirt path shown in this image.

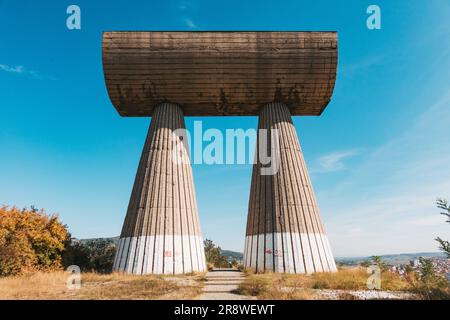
[198,269,256,300]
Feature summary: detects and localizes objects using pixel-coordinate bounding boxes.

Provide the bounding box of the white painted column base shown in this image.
[244,233,337,273]
[113,235,206,274]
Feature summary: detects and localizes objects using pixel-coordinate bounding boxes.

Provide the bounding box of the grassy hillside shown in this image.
[0,272,204,300]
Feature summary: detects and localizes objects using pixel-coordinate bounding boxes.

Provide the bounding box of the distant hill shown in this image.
[218,251,446,266]
[77,237,444,266]
[336,252,446,266]
[220,249,244,262]
[77,237,244,262]
[77,237,244,260]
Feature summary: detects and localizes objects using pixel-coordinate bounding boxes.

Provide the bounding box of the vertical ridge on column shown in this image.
[113,102,206,274]
[244,102,337,273]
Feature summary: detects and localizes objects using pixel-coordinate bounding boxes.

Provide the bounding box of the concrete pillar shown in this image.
[113,102,206,274]
[244,102,337,273]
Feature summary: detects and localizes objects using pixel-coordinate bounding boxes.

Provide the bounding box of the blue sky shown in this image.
[1,0,450,256]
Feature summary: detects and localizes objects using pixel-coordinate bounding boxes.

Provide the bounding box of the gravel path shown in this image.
[315,289,419,300]
[198,270,418,300]
[198,269,256,300]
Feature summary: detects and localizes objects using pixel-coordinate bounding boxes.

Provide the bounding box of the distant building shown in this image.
[410,259,420,267]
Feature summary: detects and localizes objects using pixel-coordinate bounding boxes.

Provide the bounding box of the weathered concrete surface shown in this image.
[199,269,256,300]
[102,31,338,116]
[244,102,336,273]
[113,102,206,275]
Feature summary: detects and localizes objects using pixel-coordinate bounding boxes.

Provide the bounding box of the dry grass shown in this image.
[0,271,205,300]
[237,267,415,300]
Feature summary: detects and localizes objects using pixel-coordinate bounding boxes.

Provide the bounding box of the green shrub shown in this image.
[413,258,450,300]
[63,238,116,273]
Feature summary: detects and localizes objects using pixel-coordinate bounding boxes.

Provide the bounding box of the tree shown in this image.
[370,256,387,271]
[416,257,449,299]
[418,258,437,283]
[63,238,116,273]
[203,239,231,269]
[435,198,450,258]
[0,205,70,276]
[204,239,221,263]
[360,260,371,268]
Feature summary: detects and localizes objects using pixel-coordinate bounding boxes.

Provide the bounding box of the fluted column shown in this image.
[244,102,337,273]
[113,102,206,274]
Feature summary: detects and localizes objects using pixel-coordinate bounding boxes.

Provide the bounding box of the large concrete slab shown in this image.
[102,31,337,116]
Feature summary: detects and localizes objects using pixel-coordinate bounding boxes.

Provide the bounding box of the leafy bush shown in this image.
[238,276,271,296]
[0,205,70,276]
[203,239,231,268]
[370,256,388,271]
[63,238,116,273]
[413,257,450,300]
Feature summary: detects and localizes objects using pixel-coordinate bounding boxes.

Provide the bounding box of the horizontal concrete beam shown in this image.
[102,32,338,116]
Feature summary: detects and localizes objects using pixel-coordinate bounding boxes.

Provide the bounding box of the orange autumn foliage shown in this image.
[0,205,70,276]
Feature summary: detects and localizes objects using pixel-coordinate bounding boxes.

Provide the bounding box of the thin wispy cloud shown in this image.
[178,4,187,11]
[0,63,54,80]
[323,88,450,256]
[313,149,359,173]
[408,215,446,227]
[0,64,25,73]
[184,18,197,29]
[176,1,199,30]
[340,54,385,75]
